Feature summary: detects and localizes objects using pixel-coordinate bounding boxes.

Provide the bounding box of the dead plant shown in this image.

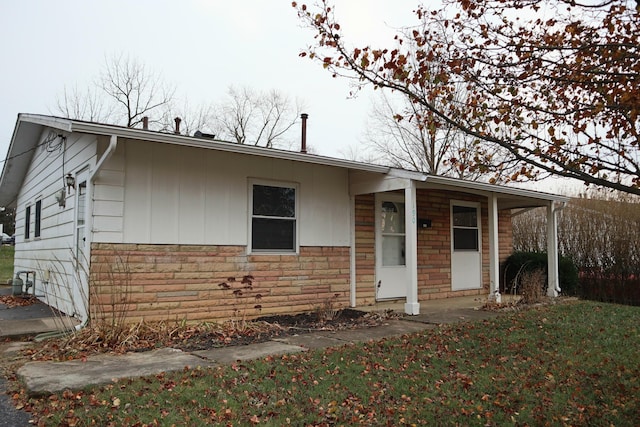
[519,269,546,304]
[217,274,263,333]
[314,293,342,323]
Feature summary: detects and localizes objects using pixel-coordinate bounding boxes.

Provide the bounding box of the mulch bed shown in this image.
[175,309,394,351]
[19,308,399,361]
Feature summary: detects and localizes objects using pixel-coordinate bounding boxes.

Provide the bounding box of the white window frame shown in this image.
[450,200,481,252]
[248,179,299,255]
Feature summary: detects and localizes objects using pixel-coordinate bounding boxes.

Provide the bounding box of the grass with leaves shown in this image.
[0,245,14,284]
[21,301,640,426]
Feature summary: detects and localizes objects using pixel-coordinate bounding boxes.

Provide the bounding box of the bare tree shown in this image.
[99,54,175,128]
[364,89,519,182]
[158,100,216,136]
[214,86,303,148]
[54,55,175,129]
[54,85,114,123]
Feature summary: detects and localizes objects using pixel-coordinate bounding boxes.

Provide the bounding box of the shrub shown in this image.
[503,251,579,296]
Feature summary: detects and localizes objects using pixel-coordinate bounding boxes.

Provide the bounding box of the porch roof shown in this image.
[351,169,570,210]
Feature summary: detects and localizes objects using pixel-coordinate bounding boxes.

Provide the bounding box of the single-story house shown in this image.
[0,114,569,325]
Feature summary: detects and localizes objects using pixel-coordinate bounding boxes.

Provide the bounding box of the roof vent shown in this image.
[194,130,216,139]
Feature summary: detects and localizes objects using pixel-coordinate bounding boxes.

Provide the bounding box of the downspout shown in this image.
[546,200,567,298]
[552,201,567,294]
[76,135,118,330]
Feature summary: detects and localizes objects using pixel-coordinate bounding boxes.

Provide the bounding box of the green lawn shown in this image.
[0,245,14,284]
[28,301,640,426]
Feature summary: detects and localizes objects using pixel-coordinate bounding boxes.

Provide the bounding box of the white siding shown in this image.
[91,138,125,242]
[120,140,351,247]
[13,130,97,317]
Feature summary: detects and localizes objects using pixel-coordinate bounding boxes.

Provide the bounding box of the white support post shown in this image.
[404,182,420,315]
[547,202,560,297]
[488,193,501,303]
[349,195,357,307]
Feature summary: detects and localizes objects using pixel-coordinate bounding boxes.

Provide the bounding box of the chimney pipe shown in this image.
[300,113,308,154]
[174,117,182,135]
[142,116,149,130]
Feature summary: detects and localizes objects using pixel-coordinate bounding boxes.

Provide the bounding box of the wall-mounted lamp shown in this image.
[65,173,76,193]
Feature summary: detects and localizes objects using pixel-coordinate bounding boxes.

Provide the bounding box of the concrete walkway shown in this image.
[3,293,503,397]
[0,287,79,339]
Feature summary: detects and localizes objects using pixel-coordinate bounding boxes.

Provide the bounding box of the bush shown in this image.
[503,251,579,296]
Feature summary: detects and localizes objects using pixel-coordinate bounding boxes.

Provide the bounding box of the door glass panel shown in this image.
[381,201,405,233]
[381,201,406,266]
[382,235,405,266]
[76,181,87,265]
[453,205,477,227]
[452,204,479,251]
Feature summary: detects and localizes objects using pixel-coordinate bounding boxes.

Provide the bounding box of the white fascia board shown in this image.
[387,168,428,181]
[70,121,390,174]
[350,176,411,195]
[18,114,73,133]
[424,175,570,202]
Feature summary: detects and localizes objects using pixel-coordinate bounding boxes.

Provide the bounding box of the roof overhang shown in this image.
[1,114,569,211]
[0,114,390,208]
[0,115,75,207]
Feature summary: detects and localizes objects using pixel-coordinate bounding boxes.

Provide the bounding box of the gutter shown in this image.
[76,134,118,331]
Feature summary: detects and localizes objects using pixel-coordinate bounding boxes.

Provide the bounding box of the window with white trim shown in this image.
[250,182,297,252]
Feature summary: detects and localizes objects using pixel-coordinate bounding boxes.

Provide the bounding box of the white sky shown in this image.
[0,1,415,159]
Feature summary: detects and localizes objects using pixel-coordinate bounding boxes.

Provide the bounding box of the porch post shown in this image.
[404,182,420,315]
[488,192,502,303]
[546,202,560,297]
[349,195,357,307]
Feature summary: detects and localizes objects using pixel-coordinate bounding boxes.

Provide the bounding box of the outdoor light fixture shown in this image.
[65,173,76,193]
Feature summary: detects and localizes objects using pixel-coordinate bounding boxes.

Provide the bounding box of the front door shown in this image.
[376,194,407,300]
[451,202,482,290]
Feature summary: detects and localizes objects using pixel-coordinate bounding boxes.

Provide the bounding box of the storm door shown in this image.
[451,202,482,290]
[376,195,407,300]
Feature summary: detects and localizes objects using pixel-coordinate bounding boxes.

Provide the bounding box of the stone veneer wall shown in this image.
[355,190,514,304]
[90,244,350,323]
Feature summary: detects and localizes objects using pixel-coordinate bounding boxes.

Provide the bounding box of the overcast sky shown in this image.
[0,1,416,160]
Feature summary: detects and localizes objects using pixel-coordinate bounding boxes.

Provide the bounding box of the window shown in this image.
[452,205,479,250]
[34,199,42,238]
[24,205,31,239]
[250,182,297,252]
